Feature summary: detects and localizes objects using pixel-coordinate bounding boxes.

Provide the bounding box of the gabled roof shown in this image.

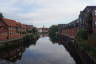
[3,18,17,27]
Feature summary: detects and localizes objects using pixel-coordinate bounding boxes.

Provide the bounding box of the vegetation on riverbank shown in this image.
[76,29,96,60]
[0,27,39,51]
[75,11,96,61]
[48,25,58,43]
[23,27,39,42]
[0,35,38,63]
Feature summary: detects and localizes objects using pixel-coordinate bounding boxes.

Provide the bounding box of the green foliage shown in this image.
[32,27,38,34]
[23,34,39,41]
[22,26,39,42]
[27,30,33,33]
[76,29,96,60]
[21,31,26,34]
[76,29,88,41]
[0,13,3,18]
[48,25,58,42]
[23,34,33,39]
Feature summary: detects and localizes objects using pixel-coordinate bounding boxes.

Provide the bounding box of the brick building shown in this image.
[2,18,21,39]
[58,19,79,38]
[0,14,8,40]
[0,13,33,40]
[79,6,96,33]
[58,6,96,39]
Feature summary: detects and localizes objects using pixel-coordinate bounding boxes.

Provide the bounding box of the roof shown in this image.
[16,22,22,27]
[83,6,96,12]
[3,18,17,27]
[21,24,27,29]
[1,18,33,29]
[86,6,96,9]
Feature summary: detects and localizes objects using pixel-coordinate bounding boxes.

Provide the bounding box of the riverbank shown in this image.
[0,37,76,64]
[75,32,96,63]
[0,33,39,48]
[0,34,39,64]
[56,35,96,64]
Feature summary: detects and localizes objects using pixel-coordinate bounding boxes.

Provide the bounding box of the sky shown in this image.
[0,0,96,28]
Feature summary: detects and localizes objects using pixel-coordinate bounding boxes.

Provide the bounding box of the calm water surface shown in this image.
[15,37,76,64]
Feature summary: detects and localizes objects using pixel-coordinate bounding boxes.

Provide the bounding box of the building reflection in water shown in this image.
[0,36,76,64]
[0,39,37,63]
[40,34,48,37]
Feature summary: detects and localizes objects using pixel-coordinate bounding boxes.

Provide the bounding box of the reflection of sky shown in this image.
[16,37,75,64]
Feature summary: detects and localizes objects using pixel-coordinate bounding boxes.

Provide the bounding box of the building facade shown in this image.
[58,6,96,39]
[0,13,33,40]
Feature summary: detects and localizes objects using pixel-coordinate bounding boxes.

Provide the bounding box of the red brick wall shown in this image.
[8,33,21,39]
[0,22,8,40]
[0,33,8,40]
[60,27,79,38]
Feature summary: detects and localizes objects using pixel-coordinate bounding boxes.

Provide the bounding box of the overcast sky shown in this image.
[0,0,96,27]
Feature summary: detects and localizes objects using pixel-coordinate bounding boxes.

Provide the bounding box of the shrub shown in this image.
[76,29,88,41]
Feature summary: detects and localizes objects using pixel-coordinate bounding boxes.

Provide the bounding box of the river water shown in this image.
[15,37,76,64]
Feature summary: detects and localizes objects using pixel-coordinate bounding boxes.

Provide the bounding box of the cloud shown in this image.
[0,0,96,27]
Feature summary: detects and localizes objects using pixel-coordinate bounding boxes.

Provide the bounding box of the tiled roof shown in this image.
[21,24,27,29]
[16,22,22,27]
[26,25,32,29]
[1,18,32,29]
[3,18,17,27]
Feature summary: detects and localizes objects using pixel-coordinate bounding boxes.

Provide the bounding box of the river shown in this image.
[16,37,76,64]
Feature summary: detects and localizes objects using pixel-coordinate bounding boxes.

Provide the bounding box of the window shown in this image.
[95,21,96,27]
[94,10,96,16]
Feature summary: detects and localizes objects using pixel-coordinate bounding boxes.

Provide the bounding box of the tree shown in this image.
[48,25,58,42]
[32,27,38,34]
[0,13,3,18]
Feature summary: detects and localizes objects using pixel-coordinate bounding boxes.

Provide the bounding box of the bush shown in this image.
[27,30,33,33]
[21,31,26,34]
[76,29,88,41]
[48,25,58,43]
[23,34,39,41]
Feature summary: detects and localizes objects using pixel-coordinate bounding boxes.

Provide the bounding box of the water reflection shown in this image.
[0,39,37,63]
[0,37,76,64]
[16,37,75,64]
